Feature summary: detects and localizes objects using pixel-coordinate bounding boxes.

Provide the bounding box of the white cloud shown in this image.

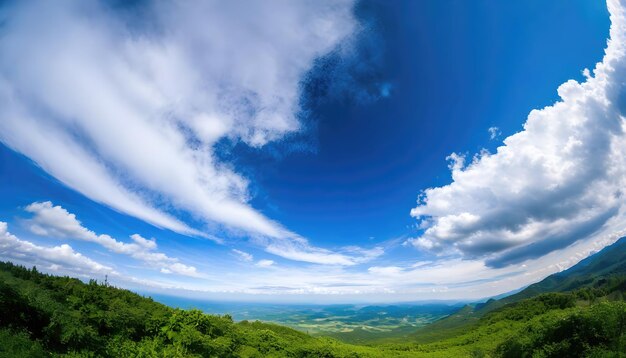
[262,237,383,266]
[367,266,403,276]
[24,201,381,269]
[488,126,501,140]
[0,0,356,244]
[341,245,385,263]
[0,220,189,290]
[131,234,157,251]
[167,262,201,277]
[408,0,626,268]
[232,249,253,262]
[25,201,200,277]
[0,221,115,277]
[256,259,274,268]
[407,237,435,250]
[178,228,625,301]
[265,239,356,266]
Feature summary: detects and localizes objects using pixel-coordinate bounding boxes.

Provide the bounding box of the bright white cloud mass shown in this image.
[0,0,625,302]
[408,0,626,268]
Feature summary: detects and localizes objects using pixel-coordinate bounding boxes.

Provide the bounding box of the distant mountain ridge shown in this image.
[408,236,626,343]
[478,236,626,312]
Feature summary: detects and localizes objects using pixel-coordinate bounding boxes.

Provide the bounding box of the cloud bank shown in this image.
[25,201,200,277]
[408,0,626,268]
[0,221,115,277]
[0,0,356,251]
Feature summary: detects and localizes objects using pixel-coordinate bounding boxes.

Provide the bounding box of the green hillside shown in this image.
[0,259,624,357]
[0,261,399,358]
[480,236,626,312]
[405,237,626,347]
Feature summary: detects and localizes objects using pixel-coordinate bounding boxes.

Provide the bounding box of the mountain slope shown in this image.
[480,236,626,313]
[409,236,626,343]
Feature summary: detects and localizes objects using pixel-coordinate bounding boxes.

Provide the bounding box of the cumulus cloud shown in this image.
[0,221,115,277]
[25,201,200,277]
[0,0,356,246]
[408,0,626,268]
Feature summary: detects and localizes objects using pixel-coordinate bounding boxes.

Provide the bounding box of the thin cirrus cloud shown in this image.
[25,201,201,278]
[232,248,280,268]
[407,0,626,268]
[0,0,365,264]
[231,249,254,262]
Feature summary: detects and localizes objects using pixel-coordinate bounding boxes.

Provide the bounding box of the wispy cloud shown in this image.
[488,126,501,140]
[256,259,275,268]
[0,0,356,246]
[263,237,381,266]
[232,249,253,262]
[407,0,626,267]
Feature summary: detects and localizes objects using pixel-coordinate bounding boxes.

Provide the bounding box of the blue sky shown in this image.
[0,0,625,303]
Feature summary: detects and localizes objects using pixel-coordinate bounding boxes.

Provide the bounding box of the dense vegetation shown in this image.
[399,290,626,357]
[0,261,398,357]
[392,237,626,357]
[0,241,625,357]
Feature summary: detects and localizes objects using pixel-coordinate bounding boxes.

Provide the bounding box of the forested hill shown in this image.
[1,260,625,357]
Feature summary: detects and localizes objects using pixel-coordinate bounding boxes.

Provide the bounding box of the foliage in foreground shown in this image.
[0,262,411,358]
[0,261,624,357]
